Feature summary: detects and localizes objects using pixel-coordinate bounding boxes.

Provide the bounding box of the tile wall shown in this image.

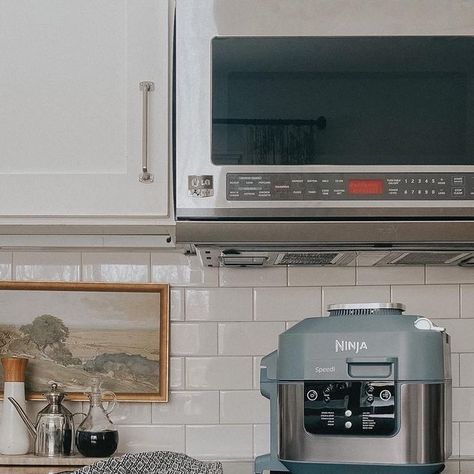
[0,250,474,473]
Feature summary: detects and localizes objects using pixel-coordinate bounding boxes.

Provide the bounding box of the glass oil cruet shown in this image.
[75,378,119,457]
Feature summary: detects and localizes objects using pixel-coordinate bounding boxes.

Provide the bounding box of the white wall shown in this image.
[0,250,473,473]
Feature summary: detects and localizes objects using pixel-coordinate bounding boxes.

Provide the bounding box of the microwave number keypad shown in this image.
[227,173,474,201]
[303,381,396,436]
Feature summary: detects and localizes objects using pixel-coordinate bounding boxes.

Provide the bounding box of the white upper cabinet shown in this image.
[0,0,170,221]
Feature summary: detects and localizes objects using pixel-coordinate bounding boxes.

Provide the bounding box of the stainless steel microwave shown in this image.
[175,0,474,264]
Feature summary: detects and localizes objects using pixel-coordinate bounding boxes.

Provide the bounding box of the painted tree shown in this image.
[20,314,69,352]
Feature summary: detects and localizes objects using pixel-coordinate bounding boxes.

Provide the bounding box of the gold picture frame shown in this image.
[0,281,169,402]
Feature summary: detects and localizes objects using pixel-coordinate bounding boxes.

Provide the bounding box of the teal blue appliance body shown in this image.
[255,303,452,474]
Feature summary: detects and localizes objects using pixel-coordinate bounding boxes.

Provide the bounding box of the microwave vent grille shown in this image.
[388,252,468,265]
[277,252,341,265]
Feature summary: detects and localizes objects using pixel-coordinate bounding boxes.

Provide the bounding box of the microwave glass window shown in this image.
[211,37,474,166]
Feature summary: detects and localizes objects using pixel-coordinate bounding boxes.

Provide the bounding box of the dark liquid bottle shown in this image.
[76,430,119,457]
[76,378,119,458]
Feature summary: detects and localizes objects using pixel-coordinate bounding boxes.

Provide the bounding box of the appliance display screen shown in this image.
[348,179,384,195]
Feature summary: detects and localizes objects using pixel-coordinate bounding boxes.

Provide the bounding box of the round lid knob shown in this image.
[44,381,65,404]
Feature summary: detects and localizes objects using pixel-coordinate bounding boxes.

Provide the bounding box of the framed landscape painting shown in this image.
[0,281,169,402]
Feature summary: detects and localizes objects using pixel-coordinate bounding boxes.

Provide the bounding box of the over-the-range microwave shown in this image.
[174,0,474,267]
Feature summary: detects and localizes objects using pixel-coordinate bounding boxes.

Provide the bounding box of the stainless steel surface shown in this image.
[8,383,75,457]
[195,243,474,267]
[279,382,450,465]
[178,221,474,246]
[7,398,36,438]
[328,303,406,311]
[176,0,474,247]
[139,81,155,183]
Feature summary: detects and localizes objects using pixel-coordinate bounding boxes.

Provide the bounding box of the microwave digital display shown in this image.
[348,180,384,195]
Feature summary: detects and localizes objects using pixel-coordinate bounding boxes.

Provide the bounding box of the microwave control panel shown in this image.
[303,381,396,436]
[226,173,474,201]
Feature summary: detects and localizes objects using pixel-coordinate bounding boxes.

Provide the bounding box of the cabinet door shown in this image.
[0,0,169,219]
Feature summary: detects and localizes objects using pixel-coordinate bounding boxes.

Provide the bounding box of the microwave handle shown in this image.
[139,81,155,183]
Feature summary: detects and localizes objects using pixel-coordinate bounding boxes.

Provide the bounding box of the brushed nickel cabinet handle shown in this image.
[139,81,155,183]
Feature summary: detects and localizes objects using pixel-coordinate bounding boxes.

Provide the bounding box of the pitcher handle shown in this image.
[102,391,118,414]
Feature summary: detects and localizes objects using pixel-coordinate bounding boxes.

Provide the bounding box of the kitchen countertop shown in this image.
[0,454,113,465]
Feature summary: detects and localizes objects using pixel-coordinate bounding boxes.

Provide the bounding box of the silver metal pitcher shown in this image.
[8,382,77,457]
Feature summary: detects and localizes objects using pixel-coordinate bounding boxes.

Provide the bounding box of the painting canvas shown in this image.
[0,282,169,402]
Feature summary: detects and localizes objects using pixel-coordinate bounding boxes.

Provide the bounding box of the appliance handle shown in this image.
[346,357,398,379]
[346,357,397,364]
[139,81,155,183]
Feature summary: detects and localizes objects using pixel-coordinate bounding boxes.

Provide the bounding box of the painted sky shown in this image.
[0,290,161,330]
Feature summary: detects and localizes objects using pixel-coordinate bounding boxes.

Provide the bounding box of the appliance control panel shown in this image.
[304,381,396,436]
[227,173,474,201]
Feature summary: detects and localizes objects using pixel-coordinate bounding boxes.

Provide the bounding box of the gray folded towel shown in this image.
[72,451,223,474]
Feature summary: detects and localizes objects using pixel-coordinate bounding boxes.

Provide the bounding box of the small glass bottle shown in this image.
[75,378,119,457]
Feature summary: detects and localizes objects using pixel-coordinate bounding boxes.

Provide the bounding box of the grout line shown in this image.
[11,252,16,280]
[459,284,462,318]
[148,252,152,283]
[79,252,84,281]
[458,422,461,457]
[252,287,255,321]
[182,288,187,321]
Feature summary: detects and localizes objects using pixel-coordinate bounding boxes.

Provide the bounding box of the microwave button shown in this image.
[452,187,465,197]
[452,176,465,186]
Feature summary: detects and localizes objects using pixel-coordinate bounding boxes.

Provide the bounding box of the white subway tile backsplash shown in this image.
[171,288,185,321]
[253,357,263,390]
[13,251,80,281]
[152,391,219,424]
[460,460,474,473]
[218,322,285,356]
[461,285,474,319]
[453,354,460,387]
[82,252,149,282]
[186,357,253,390]
[391,285,459,318]
[460,354,474,387]
[186,425,253,460]
[5,249,474,461]
[426,266,474,284]
[219,267,287,287]
[254,287,321,321]
[288,267,355,286]
[253,424,270,458]
[453,388,474,422]
[171,322,218,356]
[453,422,460,456]
[169,357,185,390]
[322,285,391,312]
[432,319,474,353]
[221,461,254,474]
[460,422,474,455]
[186,288,253,321]
[356,266,424,285]
[117,425,185,453]
[220,391,269,424]
[109,402,152,425]
[445,460,460,474]
[151,252,218,287]
[0,252,12,280]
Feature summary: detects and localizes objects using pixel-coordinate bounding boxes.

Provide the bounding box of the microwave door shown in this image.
[175,0,474,220]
